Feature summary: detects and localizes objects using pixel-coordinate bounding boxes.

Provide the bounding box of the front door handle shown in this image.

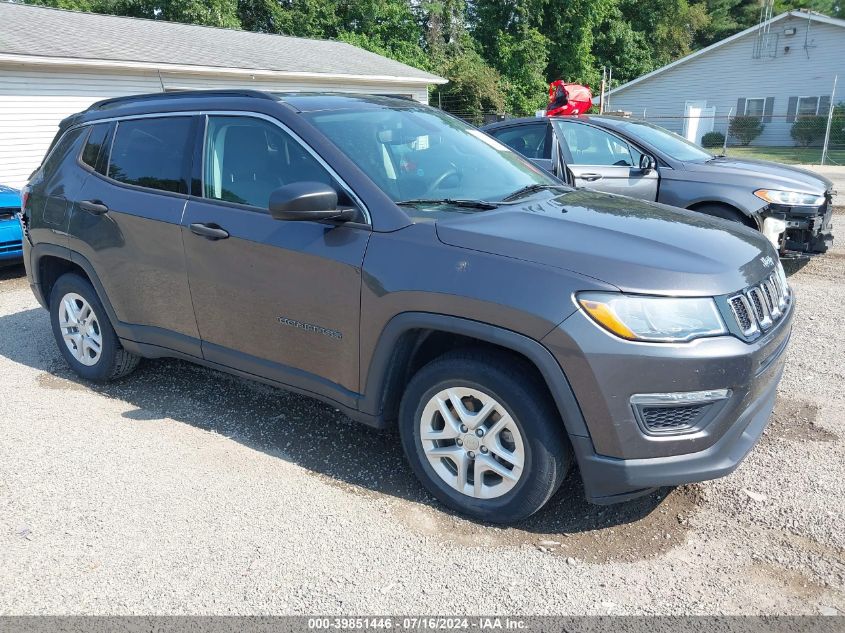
[79,199,109,215]
[580,173,603,182]
[190,223,230,240]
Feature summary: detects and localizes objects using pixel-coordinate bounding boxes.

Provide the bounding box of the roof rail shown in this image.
[87,89,275,111]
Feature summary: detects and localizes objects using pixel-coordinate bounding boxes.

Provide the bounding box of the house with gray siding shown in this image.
[603,10,845,147]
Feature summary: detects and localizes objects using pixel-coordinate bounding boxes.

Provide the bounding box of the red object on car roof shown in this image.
[546,80,593,116]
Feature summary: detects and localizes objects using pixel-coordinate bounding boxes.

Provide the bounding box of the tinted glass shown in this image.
[491,124,548,159]
[204,116,347,210]
[81,123,110,172]
[108,117,192,193]
[555,121,634,166]
[594,119,713,162]
[304,106,557,204]
[40,127,84,177]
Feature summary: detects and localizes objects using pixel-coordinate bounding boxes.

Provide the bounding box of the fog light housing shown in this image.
[630,389,731,435]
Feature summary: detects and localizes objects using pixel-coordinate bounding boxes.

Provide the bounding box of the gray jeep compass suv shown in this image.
[21,91,793,523]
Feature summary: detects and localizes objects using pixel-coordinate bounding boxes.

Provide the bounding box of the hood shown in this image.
[686,156,833,194]
[0,185,20,210]
[435,189,778,297]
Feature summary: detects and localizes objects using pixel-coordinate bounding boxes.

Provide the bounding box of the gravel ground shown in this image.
[1,213,844,616]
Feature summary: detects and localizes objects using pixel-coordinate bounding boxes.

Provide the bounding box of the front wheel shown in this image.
[398,350,570,523]
[49,273,140,382]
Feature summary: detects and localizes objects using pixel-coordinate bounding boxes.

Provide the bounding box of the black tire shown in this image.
[49,273,140,382]
[693,203,755,228]
[398,349,570,523]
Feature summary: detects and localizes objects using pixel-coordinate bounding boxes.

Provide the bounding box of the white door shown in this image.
[683,100,715,145]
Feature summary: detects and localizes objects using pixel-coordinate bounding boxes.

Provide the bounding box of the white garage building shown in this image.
[0,2,445,188]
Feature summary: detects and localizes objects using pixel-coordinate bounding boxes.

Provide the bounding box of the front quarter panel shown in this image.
[358,222,617,392]
[657,165,766,219]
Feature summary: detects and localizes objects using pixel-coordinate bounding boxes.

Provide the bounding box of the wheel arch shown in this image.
[30,244,122,328]
[686,199,760,229]
[360,313,590,439]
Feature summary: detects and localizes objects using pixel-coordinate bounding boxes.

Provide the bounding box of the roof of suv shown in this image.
[60,90,423,130]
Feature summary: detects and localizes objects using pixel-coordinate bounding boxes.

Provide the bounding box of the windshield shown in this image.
[304,106,559,204]
[611,119,714,162]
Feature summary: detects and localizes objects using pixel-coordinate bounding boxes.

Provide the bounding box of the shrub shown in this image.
[790,116,826,147]
[728,115,765,146]
[700,131,725,148]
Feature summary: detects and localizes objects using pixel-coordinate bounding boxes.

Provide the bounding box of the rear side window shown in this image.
[80,123,112,174]
[108,117,193,194]
[490,124,549,159]
[40,127,85,178]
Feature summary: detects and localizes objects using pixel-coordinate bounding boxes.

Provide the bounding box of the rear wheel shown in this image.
[398,350,570,523]
[49,273,140,382]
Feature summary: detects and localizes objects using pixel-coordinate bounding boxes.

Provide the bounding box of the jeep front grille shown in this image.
[727,273,790,338]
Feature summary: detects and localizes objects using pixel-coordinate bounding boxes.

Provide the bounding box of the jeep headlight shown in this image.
[577,292,727,342]
[754,189,824,207]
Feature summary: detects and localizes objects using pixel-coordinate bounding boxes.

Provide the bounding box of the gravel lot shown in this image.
[1,212,844,616]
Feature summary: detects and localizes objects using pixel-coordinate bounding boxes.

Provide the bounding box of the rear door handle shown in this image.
[79,199,109,215]
[580,173,603,182]
[190,223,230,240]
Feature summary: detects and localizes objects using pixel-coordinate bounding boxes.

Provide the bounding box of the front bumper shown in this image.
[542,294,793,503]
[0,217,23,261]
[572,360,782,503]
[766,191,834,254]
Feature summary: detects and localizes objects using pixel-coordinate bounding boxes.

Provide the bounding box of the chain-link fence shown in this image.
[434,93,530,127]
[637,111,845,166]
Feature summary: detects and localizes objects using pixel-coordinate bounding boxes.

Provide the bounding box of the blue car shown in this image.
[0,184,23,263]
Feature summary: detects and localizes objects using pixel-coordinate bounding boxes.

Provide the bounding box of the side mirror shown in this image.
[269,182,353,222]
[639,154,656,173]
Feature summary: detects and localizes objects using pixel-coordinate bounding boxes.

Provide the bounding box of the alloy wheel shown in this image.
[58,292,103,367]
[419,387,525,499]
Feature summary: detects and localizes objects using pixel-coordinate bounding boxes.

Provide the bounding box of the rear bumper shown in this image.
[0,218,23,261]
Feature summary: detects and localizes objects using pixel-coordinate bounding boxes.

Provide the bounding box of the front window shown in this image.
[590,119,713,163]
[554,121,635,166]
[303,106,557,204]
[203,115,352,211]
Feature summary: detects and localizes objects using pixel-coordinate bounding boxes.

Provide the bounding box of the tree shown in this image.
[542,0,616,87]
[495,27,549,114]
[433,48,505,124]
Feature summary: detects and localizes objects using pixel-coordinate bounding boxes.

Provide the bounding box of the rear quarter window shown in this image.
[80,123,113,174]
[107,117,193,194]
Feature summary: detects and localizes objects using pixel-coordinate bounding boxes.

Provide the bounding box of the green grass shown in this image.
[723,146,845,165]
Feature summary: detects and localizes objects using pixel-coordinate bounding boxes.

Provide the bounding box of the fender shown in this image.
[29,244,202,358]
[359,312,591,439]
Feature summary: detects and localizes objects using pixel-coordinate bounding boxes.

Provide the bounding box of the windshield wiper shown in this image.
[396,198,499,210]
[501,183,570,202]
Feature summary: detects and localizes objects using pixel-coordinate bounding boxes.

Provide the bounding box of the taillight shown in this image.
[20,186,30,213]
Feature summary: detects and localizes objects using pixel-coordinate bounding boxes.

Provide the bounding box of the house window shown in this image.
[744,98,766,117]
[797,97,819,117]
